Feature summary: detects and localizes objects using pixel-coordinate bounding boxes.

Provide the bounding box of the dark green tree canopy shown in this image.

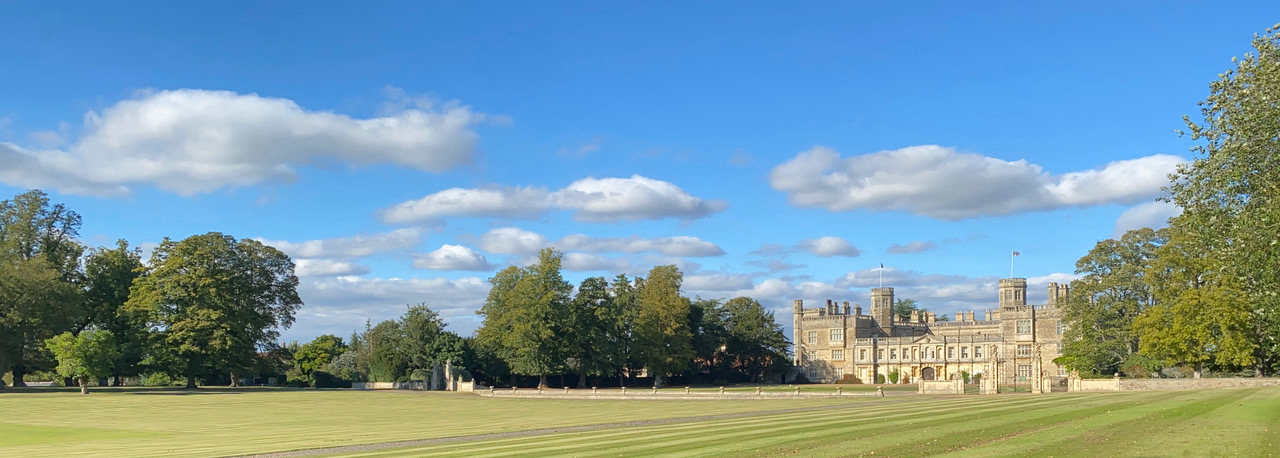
[126,232,302,388]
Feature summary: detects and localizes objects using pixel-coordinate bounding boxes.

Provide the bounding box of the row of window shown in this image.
[806,344,1052,362]
[804,320,1066,345]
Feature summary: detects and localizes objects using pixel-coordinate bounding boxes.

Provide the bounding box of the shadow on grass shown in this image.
[0,386,311,395]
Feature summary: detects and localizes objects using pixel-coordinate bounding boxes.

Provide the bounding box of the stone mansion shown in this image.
[792,278,1068,385]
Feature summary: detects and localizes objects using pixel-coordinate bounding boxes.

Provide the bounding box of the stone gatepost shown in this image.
[1031,344,1044,394]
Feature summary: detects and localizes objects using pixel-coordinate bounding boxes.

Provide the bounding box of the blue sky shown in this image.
[2,1,1275,341]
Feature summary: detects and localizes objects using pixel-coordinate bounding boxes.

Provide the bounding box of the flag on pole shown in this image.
[879,263,884,268]
[1012,251,1020,256]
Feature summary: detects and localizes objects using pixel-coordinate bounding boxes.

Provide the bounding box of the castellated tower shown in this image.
[998,278,1027,306]
[870,287,895,328]
[1046,282,1070,306]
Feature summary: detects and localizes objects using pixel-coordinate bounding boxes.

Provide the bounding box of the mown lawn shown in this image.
[1,386,1277,457]
[0,387,858,457]
[346,387,1280,457]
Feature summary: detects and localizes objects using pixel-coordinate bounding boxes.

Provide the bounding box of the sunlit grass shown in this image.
[3,386,1277,457]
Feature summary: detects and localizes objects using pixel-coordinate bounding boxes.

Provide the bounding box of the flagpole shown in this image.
[1010,250,1015,278]
[879,263,883,288]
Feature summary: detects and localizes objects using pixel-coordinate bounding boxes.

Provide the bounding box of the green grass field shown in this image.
[1,386,1277,457]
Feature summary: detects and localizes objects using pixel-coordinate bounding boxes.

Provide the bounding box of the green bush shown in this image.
[142,373,174,387]
[835,374,862,384]
[874,374,886,384]
[887,369,900,384]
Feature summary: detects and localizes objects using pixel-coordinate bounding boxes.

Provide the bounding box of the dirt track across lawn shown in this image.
[232,400,885,457]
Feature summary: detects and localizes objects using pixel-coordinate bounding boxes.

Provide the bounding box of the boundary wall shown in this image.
[1069,376,1280,392]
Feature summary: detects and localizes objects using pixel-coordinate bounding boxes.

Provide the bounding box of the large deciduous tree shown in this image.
[609,274,640,386]
[1056,228,1167,376]
[1134,227,1255,377]
[126,233,301,388]
[1170,24,1280,375]
[476,248,572,388]
[82,240,147,385]
[45,329,119,394]
[721,297,791,383]
[0,190,85,386]
[633,265,694,387]
[565,276,624,388]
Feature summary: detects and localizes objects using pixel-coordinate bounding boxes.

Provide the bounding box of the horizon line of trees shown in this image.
[1056,25,1280,379]
[1,189,794,393]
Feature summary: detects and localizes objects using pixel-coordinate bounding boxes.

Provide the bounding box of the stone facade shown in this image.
[792,278,1068,387]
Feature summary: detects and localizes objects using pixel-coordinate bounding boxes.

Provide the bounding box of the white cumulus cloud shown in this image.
[797,236,861,257]
[380,175,726,224]
[294,259,372,277]
[769,145,1184,220]
[259,228,422,259]
[1112,201,1181,238]
[413,244,494,271]
[0,89,491,196]
[476,227,725,259]
[292,275,491,337]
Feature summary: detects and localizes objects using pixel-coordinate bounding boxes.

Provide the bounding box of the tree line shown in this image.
[1,190,791,392]
[1056,25,1280,379]
[474,248,790,388]
[0,189,302,392]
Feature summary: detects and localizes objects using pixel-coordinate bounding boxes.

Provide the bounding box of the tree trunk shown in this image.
[653,375,663,388]
[185,365,197,389]
[113,374,122,387]
[1194,362,1203,379]
[578,373,587,388]
[11,363,27,387]
[79,378,89,395]
[509,374,517,388]
[229,370,239,387]
[538,374,548,389]
[619,372,626,388]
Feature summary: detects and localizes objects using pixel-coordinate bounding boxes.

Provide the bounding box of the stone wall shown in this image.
[1072,378,1120,392]
[1119,377,1280,391]
[918,379,962,394]
[1068,377,1280,392]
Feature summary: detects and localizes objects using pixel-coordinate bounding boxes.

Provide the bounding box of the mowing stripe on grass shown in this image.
[340,394,1094,457]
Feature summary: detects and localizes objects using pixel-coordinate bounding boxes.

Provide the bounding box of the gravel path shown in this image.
[232,401,876,457]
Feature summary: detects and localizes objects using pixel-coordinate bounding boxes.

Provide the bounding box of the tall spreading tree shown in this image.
[1169,24,1280,375]
[126,233,301,388]
[1134,227,1254,377]
[476,248,572,388]
[0,190,85,385]
[82,240,147,385]
[0,258,80,386]
[609,274,641,386]
[721,297,791,383]
[1056,228,1167,376]
[633,265,694,387]
[565,276,622,388]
